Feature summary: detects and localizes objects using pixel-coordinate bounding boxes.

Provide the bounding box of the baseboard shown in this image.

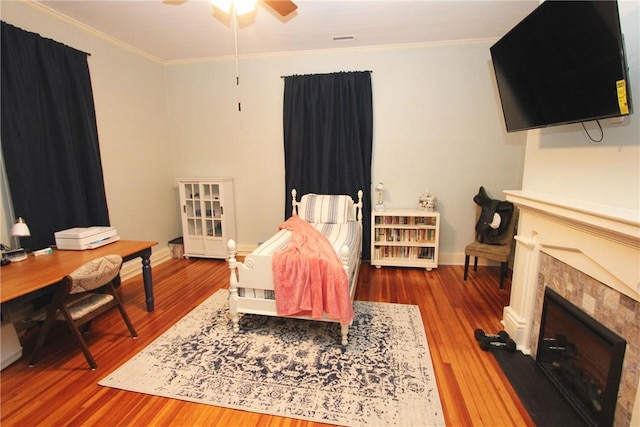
[124,249,513,277]
[120,247,172,282]
[197,249,508,267]
[235,243,260,256]
[433,252,506,267]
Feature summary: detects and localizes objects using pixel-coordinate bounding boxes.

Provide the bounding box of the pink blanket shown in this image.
[272,215,354,324]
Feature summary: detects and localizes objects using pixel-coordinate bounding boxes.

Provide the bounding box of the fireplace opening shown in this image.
[537,287,626,427]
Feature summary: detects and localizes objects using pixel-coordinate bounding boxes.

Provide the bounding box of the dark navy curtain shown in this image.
[1,22,109,251]
[283,71,373,259]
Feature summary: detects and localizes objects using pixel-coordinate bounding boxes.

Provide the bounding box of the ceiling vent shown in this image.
[333,35,355,42]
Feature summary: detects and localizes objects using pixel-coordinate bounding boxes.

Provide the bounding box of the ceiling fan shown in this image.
[262,0,297,17]
[207,0,298,112]
[210,0,298,17]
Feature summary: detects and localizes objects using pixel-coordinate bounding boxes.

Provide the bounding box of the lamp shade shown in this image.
[10,217,30,237]
[375,182,384,192]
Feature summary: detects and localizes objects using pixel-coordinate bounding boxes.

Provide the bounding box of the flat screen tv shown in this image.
[490,0,633,133]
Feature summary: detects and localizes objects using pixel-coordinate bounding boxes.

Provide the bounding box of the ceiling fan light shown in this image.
[210,0,233,14]
[234,0,257,15]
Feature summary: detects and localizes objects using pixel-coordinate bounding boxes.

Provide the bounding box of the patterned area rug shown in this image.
[99,290,445,426]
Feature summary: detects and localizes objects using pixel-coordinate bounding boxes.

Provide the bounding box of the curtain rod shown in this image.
[281,70,372,78]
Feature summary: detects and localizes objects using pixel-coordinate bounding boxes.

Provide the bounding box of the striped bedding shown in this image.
[238,221,361,299]
[297,193,354,224]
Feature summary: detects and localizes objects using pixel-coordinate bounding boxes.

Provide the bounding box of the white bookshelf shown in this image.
[371,209,440,270]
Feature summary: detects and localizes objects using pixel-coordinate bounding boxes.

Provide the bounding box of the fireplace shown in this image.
[502,190,640,426]
[537,287,626,426]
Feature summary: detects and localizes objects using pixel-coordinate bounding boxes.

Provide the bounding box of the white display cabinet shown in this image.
[178,178,236,259]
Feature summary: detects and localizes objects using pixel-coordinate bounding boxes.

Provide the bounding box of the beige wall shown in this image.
[520,0,640,211]
[2,1,528,263]
[1,1,178,262]
[165,42,526,259]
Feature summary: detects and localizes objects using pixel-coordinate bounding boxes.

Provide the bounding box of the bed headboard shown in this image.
[291,189,363,224]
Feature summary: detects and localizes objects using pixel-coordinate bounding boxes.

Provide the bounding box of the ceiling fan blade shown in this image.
[262,0,297,17]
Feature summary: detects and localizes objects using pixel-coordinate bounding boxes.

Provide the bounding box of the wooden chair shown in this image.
[464,207,518,289]
[29,254,137,370]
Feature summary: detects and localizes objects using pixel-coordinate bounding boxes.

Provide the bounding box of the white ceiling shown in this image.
[33,0,539,63]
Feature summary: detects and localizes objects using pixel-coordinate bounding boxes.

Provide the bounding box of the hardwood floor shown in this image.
[0,259,533,426]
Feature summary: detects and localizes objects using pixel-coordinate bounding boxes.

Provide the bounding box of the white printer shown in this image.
[54,226,119,250]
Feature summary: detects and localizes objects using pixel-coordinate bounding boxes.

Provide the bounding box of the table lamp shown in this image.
[375,182,385,212]
[7,217,30,262]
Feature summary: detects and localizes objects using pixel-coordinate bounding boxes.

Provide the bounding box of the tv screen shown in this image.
[490,0,633,132]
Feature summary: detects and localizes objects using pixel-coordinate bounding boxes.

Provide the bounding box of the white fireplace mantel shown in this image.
[502,190,640,351]
[504,190,639,246]
[502,190,640,426]
[505,190,640,302]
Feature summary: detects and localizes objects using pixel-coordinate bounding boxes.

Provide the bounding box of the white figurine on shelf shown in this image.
[375,182,385,211]
[418,191,437,211]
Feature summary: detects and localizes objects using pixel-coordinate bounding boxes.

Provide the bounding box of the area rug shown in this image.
[99,289,445,426]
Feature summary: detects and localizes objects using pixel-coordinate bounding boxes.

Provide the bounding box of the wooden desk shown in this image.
[0,240,158,311]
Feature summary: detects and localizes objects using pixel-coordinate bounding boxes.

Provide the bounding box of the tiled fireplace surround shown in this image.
[503,191,640,427]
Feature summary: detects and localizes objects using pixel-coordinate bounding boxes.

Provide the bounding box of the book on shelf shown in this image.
[374,245,435,261]
[375,228,436,244]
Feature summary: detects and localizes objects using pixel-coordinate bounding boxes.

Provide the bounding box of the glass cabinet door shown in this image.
[200,183,223,238]
[182,181,227,239]
[183,183,204,237]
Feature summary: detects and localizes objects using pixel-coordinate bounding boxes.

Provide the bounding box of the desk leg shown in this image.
[140,249,154,312]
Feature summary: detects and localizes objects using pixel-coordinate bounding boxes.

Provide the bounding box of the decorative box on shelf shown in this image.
[371,209,440,271]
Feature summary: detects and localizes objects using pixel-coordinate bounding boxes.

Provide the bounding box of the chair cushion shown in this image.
[32,293,115,321]
[69,254,123,294]
[297,194,353,224]
[465,241,511,262]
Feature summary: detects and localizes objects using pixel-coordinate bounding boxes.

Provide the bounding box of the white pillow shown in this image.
[298,193,353,224]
